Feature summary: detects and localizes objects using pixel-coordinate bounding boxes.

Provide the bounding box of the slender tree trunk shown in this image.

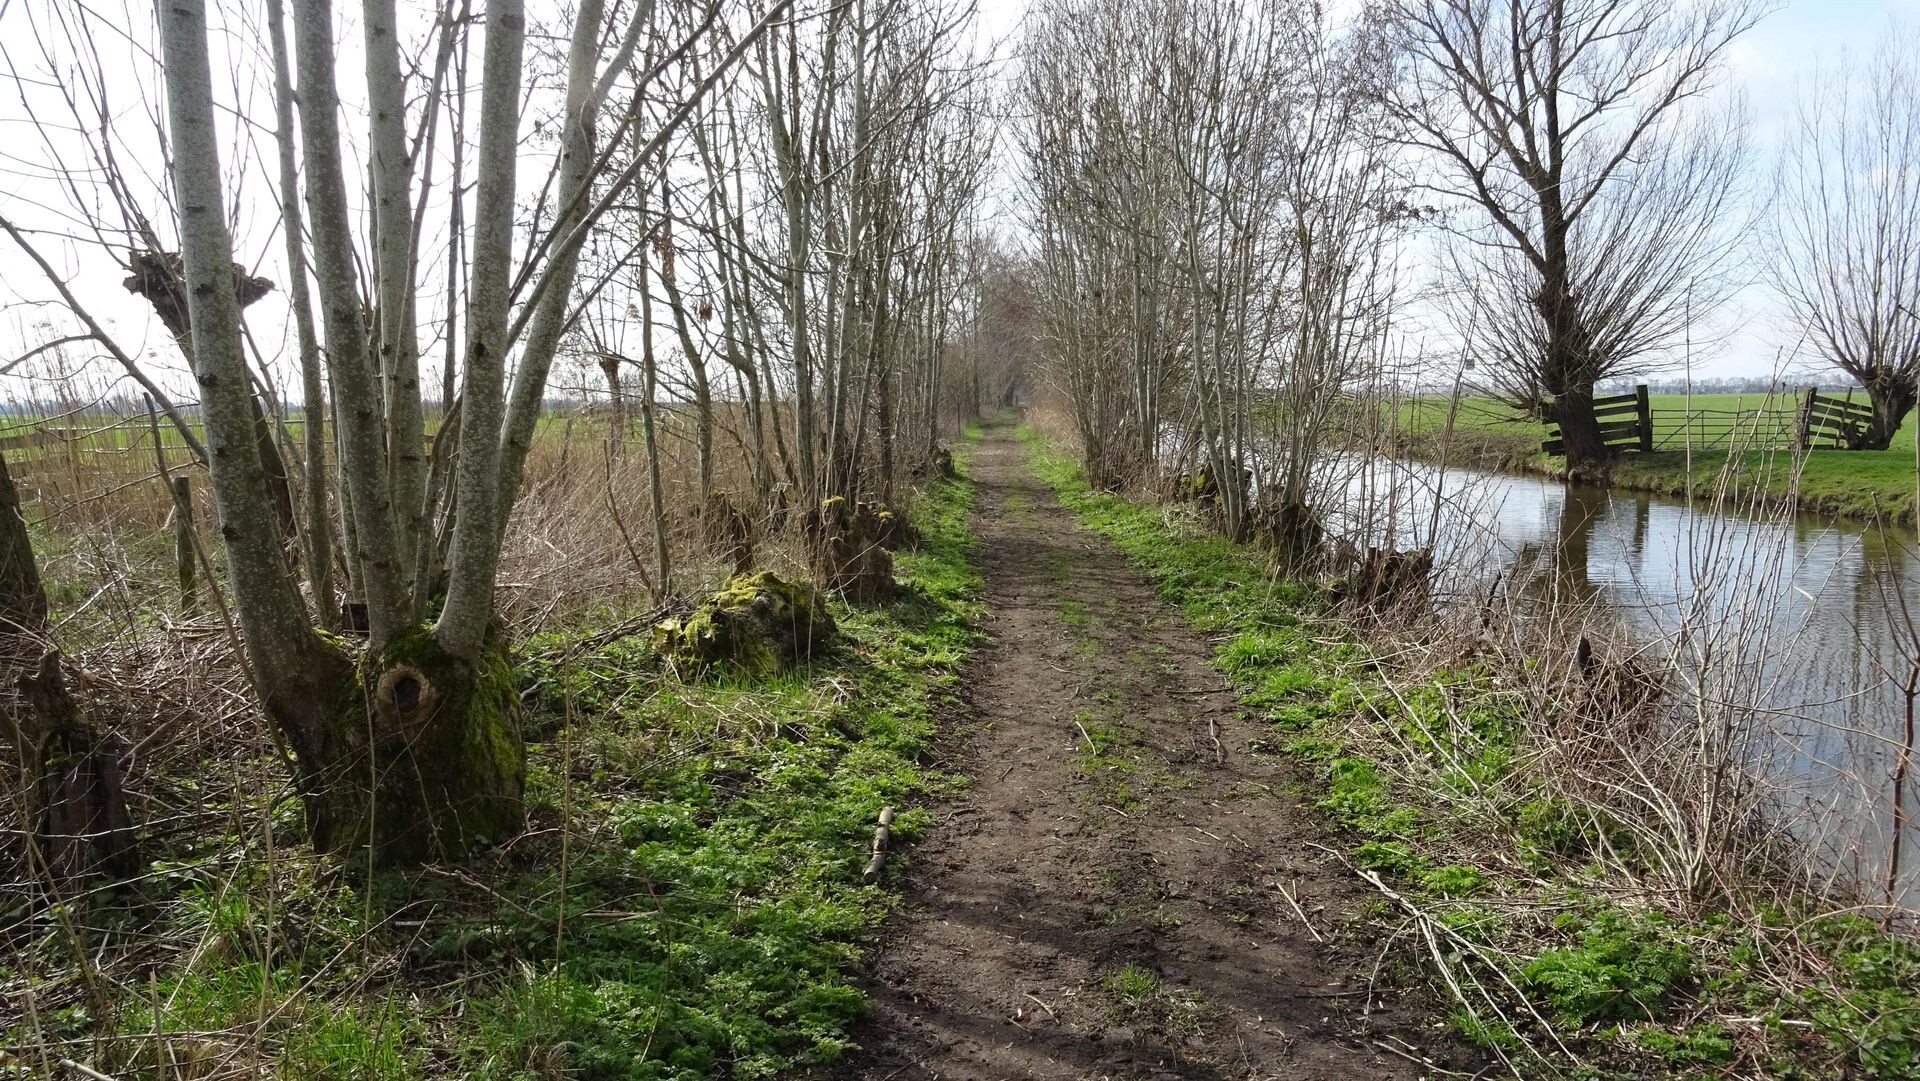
[364,0,428,612]
[265,0,336,629]
[601,357,626,446]
[639,264,673,596]
[290,0,406,647]
[878,368,896,505]
[659,221,716,500]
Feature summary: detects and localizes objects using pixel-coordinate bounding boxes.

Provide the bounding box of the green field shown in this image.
[1399,393,1919,525]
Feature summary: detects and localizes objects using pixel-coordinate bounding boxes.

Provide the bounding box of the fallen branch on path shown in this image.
[863,806,897,884]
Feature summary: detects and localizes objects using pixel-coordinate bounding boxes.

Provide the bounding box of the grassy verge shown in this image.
[4,450,982,1080]
[1023,428,1920,1079]
[1396,395,1919,525]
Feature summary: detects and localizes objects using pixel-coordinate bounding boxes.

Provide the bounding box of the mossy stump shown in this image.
[652,571,837,676]
[856,500,920,551]
[805,497,896,602]
[1176,463,1252,511]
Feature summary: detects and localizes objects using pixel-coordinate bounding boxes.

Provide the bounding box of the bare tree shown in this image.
[1774,31,1920,449]
[1390,0,1761,472]
[1021,0,1403,543]
[1017,0,1183,489]
[144,0,785,864]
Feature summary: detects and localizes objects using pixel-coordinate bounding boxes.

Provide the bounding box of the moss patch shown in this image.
[651,570,837,676]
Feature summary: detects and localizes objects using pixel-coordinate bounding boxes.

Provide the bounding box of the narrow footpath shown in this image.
[837,426,1469,1080]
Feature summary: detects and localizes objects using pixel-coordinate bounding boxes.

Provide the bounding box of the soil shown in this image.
[831,425,1478,1080]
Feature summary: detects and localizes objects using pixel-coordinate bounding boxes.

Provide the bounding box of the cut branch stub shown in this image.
[651,571,836,677]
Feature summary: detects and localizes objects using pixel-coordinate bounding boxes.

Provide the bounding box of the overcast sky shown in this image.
[2,0,1918,407]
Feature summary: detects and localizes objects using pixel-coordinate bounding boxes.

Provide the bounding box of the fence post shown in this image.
[1634,384,1653,452]
[172,475,197,610]
[1798,387,1816,452]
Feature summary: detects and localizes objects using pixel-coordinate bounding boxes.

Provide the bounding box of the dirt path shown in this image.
[835,426,1468,1080]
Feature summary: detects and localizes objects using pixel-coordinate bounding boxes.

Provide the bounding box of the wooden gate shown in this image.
[1797,388,1877,450]
[1542,385,1653,455]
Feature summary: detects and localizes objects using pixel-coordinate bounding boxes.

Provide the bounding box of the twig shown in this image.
[1371,1037,1476,1078]
[1275,877,1324,943]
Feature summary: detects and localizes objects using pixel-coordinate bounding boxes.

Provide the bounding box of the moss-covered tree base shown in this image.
[651,571,837,676]
[308,626,525,865]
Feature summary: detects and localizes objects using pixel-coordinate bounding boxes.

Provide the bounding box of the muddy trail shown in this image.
[833,425,1474,1080]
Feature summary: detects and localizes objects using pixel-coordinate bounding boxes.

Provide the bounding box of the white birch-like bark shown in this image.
[434,0,527,660]
[155,0,317,682]
[290,0,406,649]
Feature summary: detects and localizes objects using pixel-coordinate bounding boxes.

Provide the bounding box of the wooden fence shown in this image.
[1798,388,1877,450]
[1537,387,1885,455]
[1541,385,1652,455]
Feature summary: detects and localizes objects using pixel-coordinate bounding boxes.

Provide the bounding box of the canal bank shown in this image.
[1025,422,1920,1078]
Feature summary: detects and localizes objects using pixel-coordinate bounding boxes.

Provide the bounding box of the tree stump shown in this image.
[652,571,837,676]
[1332,547,1435,617]
[855,500,919,551]
[17,652,138,881]
[1250,498,1325,571]
[804,497,895,602]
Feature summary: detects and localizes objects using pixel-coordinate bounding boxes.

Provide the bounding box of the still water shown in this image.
[1318,455,1920,908]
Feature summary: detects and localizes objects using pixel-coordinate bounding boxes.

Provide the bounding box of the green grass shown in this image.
[1399,393,1920,524]
[1023,426,1920,1078]
[7,443,985,1080]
